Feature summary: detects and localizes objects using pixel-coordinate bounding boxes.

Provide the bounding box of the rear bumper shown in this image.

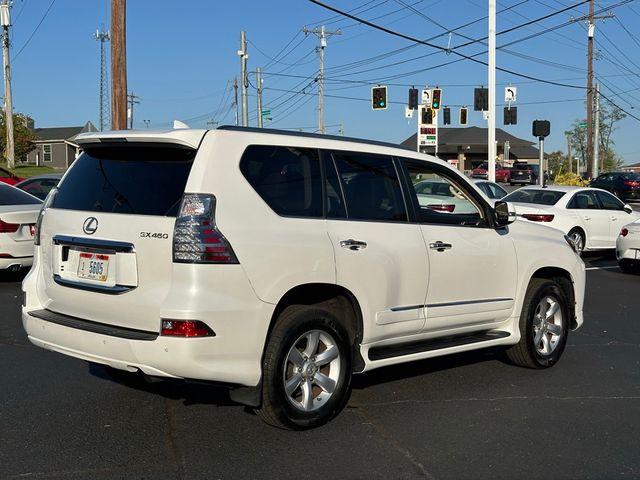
[0,255,33,270]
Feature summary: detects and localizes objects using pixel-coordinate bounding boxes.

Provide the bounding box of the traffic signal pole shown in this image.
[488,0,496,183]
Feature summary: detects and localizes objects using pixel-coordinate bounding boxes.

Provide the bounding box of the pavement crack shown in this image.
[163,398,184,480]
[352,395,640,408]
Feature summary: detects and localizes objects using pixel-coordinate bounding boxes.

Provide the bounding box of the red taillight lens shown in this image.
[0,219,20,233]
[173,194,238,264]
[624,181,640,187]
[161,319,215,337]
[427,204,456,212]
[620,228,629,237]
[522,213,555,222]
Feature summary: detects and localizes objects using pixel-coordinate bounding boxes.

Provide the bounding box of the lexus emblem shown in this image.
[83,217,99,235]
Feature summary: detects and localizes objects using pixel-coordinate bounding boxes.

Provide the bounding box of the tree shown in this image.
[0,112,37,165]
[566,100,626,176]
[546,150,568,178]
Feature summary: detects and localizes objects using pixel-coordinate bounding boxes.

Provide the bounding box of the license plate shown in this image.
[77,253,110,282]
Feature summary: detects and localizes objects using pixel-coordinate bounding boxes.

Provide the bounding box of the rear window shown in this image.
[512,164,531,171]
[52,146,195,216]
[503,189,565,205]
[0,183,42,205]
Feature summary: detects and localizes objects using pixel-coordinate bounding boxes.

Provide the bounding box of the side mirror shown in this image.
[494,201,516,226]
[624,204,633,214]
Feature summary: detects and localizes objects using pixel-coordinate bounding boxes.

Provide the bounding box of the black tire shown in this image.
[257,305,352,430]
[506,278,570,369]
[567,228,585,256]
[619,260,639,275]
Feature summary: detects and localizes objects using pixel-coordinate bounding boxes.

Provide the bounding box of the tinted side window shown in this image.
[595,190,624,210]
[52,146,194,216]
[332,152,407,222]
[240,145,322,218]
[567,191,598,209]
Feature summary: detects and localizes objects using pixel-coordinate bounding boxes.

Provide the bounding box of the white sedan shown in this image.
[617,220,640,274]
[0,183,42,272]
[502,185,640,255]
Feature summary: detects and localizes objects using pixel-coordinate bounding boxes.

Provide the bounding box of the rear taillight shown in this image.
[427,204,456,213]
[173,194,238,264]
[620,228,629,237]
[0,219,20,233]
[161,319,215,337]
[624,181,640,187]
[522,213,555,222]
[34,188,58,246]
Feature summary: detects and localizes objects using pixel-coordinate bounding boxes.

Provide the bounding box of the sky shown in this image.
[5,0,640,165]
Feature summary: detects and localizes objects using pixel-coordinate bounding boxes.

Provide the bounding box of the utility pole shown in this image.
[95,28,111,131]
[111,0,127,130]
[233,77,239,126]
[584,0,613,179]
[303,25,341,134]
[238,31,248,127]
[1,0,14,169]
[593,83,600,178]
[126,92,139,129]
[256,67,263,128]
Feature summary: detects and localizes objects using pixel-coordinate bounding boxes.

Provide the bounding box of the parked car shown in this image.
[473,179,508,200]
[589,171,640,202]
[529,165,550,184]
[15,173,64,200]
[0,183,42,271]
[471,162,511,183]
[509,163,533,185]
[0,166,25,186]
[616,220,640,274]
[503,185,640,255]
[23,126,585,430]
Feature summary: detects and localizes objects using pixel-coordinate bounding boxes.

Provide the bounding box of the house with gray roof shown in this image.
[401,127,541,172]
[23,121,98,169]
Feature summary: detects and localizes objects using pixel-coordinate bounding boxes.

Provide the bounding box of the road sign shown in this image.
[505,86,517,103]
[579,121,587,128]
[261,109,271,117]
[422,89,432,107]
[418,105,437,148]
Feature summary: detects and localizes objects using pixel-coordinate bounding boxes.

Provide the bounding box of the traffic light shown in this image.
[443,107,451,125]
[532,120,550,138]
[504,106,517,125]
[431,88,442,110]
[474,87,488,111]
[408,88,418,110]
[459,107,468,125]
[372,86,388,110]
[421,106,433,125]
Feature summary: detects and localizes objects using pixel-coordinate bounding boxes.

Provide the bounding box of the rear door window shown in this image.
[240,145,322,218]
[331,151,407,222]
[52,145,195,216]
[0,183,42,205]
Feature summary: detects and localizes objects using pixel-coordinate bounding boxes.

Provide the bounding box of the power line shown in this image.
[12,0,56,61]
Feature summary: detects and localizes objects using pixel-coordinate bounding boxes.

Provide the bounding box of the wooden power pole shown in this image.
[111,0,127,130]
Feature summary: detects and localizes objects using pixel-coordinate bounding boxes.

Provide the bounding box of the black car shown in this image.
[509,163,532,185]
[589,172,640,202]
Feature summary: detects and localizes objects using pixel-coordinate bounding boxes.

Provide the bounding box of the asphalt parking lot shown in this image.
[1,248,639,480]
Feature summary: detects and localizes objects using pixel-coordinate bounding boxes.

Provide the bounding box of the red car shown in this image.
[471,162,511,183]
[0,166,25,186]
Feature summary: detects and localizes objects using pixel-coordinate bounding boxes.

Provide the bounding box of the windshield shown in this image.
[503,189,565,205]
[52,145,195,216]
[0,182,42,205]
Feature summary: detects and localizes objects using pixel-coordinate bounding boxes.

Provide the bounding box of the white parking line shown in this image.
[585,265,620,271]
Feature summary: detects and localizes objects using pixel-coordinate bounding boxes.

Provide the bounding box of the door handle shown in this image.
[610,216,617,221]
[340,239,367,251]
[429,241,452,252]
[583,216,591,221]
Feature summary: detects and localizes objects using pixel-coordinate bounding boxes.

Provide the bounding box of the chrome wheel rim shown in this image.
[532,295,564,355]
[569,231,584,254]
[283,329,341,412]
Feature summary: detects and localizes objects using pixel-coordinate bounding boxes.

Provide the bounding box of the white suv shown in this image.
[22,127,585,429]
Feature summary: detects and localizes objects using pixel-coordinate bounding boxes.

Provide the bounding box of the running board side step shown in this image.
[368,331,511,361]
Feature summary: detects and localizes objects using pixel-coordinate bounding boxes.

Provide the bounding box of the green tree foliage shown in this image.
[0,112,38,162]
[546,150,567,178]
[565,101,625,174]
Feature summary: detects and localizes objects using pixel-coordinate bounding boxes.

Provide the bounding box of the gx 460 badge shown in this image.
[140,232,169,239]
